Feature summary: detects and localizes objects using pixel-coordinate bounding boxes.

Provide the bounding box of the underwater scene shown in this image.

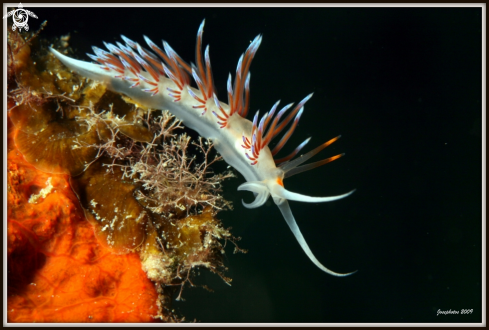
[5,6,483,323]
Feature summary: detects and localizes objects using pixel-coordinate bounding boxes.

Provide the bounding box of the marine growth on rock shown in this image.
[7,22,243,323]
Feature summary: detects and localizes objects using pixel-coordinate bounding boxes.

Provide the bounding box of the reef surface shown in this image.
[6,22,242,323]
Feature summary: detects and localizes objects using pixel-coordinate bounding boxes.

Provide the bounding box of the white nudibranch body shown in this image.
[50,20,356,276]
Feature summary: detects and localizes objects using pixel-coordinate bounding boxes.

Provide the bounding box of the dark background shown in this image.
[22,6,482,323]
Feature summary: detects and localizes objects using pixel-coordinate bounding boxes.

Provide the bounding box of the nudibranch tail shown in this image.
[50,48,115,85]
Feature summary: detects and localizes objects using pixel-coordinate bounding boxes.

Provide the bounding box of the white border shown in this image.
[3,3,485,327]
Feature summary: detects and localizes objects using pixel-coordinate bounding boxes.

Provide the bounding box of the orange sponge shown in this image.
[7,137,161,323]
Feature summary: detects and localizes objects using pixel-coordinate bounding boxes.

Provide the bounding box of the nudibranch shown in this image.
[50,20,356,276]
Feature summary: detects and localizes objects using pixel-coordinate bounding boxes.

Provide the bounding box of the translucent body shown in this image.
[50,24,355,275]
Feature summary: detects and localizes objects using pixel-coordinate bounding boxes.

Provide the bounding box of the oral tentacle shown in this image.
[273,198,357,276]
[271,184,356,203]
[237,181,270,209]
